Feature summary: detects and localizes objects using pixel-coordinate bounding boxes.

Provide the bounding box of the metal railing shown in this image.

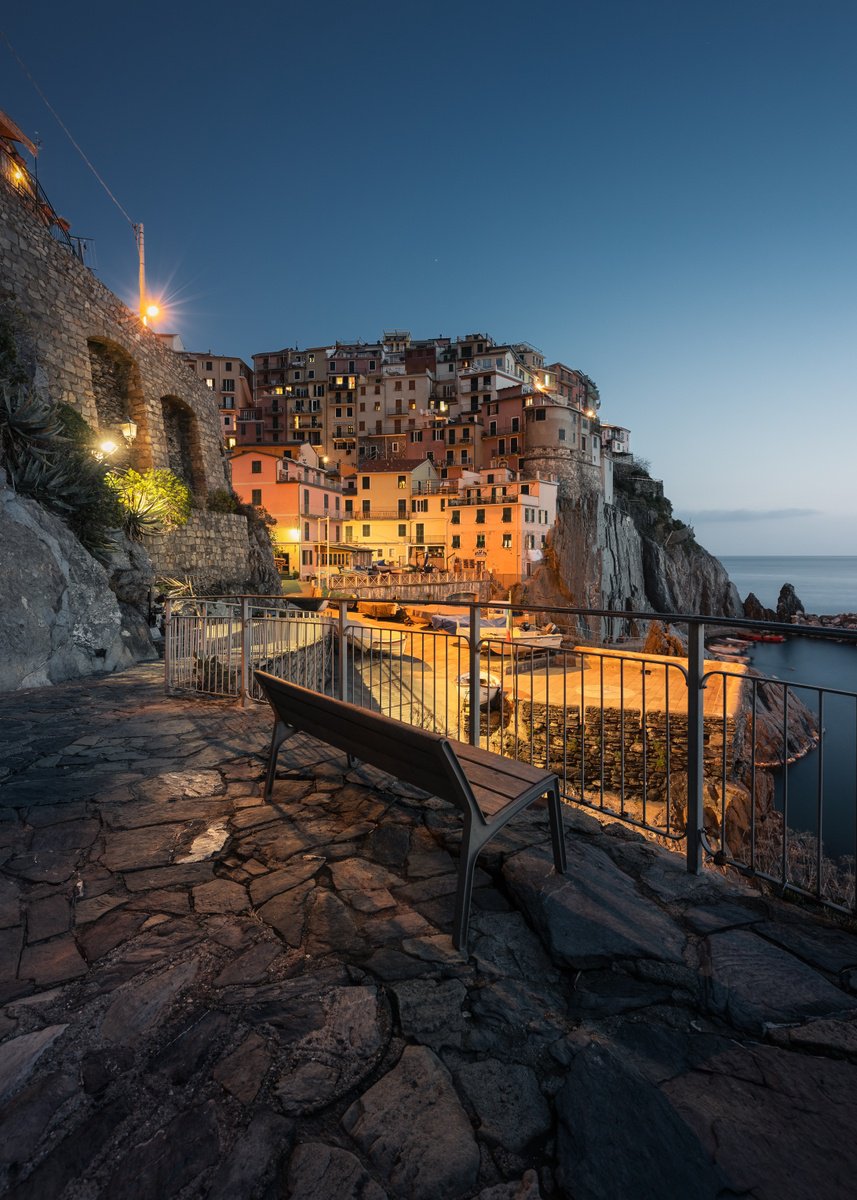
[164,597,857,917]
[1,145,87,262]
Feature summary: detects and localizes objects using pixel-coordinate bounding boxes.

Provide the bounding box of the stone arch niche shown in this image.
[86,338,152,467]
[160,395,206,496]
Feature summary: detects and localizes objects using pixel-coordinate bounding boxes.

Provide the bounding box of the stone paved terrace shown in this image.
[1,664,856,1200]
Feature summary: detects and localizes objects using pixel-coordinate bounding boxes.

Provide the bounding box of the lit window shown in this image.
[502,533,512,549]
[205,379,214,389]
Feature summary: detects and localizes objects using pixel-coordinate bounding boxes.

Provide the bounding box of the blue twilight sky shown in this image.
[2,1,855,556]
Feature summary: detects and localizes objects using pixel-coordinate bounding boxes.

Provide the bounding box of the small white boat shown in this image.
[340,622,407,654]
[456,671,502,704]
[481,627,563,654]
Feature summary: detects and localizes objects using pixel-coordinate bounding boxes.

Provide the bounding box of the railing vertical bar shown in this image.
[750,680,758,873]
[337,601,347,701]
[816,691,824,900]
[468,603,480,746]
[782,682,790,886]
[619,657,626,817]
[641,659,648,827]
[665,663,671,835]
[599,652,605,810]
[686,620,705,875]
[240,598,252,707]
[720,676,728,856]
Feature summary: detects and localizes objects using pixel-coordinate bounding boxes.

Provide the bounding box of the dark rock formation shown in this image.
[0,473,153,690]
[777,583,805,621]
[743,591,776,622]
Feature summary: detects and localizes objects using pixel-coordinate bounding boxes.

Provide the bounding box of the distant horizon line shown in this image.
[716,553,857,560]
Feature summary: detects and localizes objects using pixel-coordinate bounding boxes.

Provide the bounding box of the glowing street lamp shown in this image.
[133,222,163,326]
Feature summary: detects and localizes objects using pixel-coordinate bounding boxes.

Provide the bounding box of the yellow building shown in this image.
[343,458,449,566]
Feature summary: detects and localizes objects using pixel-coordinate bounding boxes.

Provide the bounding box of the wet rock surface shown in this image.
[0,663,856,1198]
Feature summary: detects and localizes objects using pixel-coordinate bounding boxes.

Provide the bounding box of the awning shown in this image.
[0,110,37,156]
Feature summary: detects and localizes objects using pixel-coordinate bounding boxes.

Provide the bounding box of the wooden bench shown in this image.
[254,671,567,952]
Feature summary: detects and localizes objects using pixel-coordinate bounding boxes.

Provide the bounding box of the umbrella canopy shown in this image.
[0,109,37,156]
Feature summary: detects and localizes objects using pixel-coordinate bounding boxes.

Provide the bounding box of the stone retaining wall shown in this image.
[463,696,738,829]
[147,512,259,592]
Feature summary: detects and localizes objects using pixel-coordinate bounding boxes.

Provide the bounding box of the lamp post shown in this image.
[134,222,160,327]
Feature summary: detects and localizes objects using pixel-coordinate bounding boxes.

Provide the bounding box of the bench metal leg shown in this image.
[264,719,294,801]
[547,783,567,874]
[452,842,480,954]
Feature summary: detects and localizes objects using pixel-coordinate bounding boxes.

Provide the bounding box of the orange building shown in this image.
[230,447,346,578]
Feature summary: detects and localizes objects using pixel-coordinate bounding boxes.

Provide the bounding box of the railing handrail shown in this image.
[162,594,857,641]
[164,595,857,919]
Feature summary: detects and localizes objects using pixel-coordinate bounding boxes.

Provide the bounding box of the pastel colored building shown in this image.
[230,446,345,578]
[181,352,254,449]
[343,458,448,566]
[448,468,558,587]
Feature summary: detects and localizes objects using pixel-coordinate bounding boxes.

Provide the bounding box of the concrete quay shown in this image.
[1,664,856,1200]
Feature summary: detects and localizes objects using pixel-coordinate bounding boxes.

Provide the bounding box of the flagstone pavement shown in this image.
[1,663,856,1200]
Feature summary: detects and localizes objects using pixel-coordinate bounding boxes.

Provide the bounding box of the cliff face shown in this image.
[520,464,741,621]
[0,477,153,690]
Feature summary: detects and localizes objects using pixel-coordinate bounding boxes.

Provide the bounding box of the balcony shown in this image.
[482,422,522,438]
[239,408,264,421]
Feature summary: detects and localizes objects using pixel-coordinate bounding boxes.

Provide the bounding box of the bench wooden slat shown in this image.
[254,670,566,953]
[452,741,554,786]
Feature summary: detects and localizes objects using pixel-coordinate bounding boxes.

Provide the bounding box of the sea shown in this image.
[719,555,857,615]
[716,557,857,862]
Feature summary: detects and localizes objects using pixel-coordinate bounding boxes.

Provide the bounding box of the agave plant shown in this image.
[115,484,172,541]
[0,381,66,464]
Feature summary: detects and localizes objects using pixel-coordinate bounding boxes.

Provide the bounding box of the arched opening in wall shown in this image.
[161,395,205,496]
[86,338,152,467]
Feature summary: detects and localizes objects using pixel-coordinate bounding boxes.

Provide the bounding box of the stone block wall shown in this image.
[0,180,228,497]
[468,696,738,829]
[147,513,261,592]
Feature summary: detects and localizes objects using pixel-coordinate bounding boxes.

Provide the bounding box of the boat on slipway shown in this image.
[480,626,563,654]
[456,671,503,705]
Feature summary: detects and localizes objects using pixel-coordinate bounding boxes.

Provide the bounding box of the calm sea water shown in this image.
[719,555,857,614]
[708,558,857,860]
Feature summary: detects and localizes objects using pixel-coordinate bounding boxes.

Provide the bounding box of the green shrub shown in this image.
[206,487,241,514]
[106,468,192,535]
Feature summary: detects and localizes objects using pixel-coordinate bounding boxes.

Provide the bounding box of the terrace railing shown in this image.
[164,597,857,919]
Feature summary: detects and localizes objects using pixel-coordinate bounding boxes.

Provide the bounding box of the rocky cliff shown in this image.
[0,473,155,690]
[520,460,742,623]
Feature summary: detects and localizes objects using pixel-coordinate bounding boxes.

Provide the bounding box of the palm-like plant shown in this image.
[115,483,172,541]
[0,382,67,465]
